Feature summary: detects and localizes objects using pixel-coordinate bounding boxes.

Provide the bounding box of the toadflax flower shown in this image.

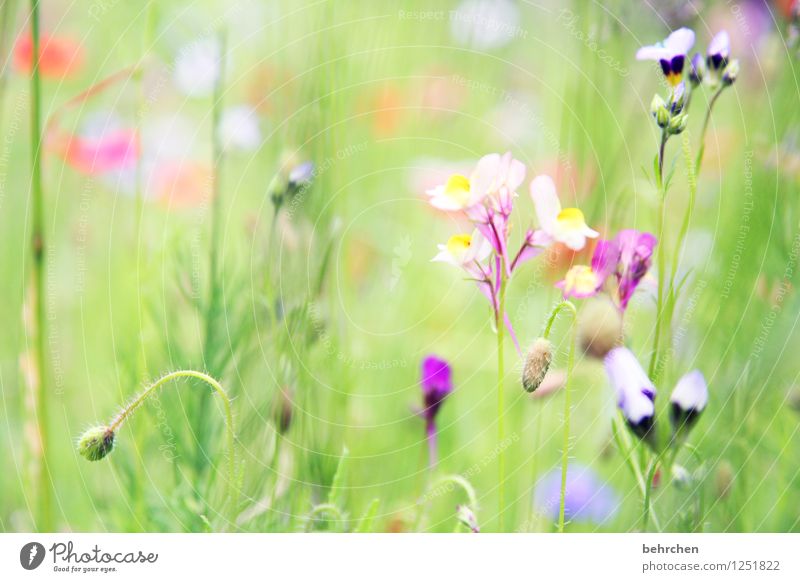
[557,230,656,310]
[432,229,492,272]
[669,369,708,437]
[426,152,524,213]
[419,355,453,467]
[534,463,619,525]
[636,27,695,86]
[604,347,656,441]
[530,175,598,251]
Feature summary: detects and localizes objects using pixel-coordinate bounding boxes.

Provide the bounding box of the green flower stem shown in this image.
[695,85,725,174]
[204,29,227,357]
[496,260,507,531]
[649,129,669,380]
[543,301,578,533]
[642,453,662,532]
[29,0,52,533]
[109,370,237,511]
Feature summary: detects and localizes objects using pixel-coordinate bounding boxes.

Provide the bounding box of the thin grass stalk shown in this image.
[542,301,577,533]
[649,129,669,379]
[29,0,52,532]
[496,259,507,531]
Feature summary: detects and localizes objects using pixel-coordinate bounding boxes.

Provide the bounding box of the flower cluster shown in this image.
[638,28,738,137]
[605,347,708,447]
[429,153,597,338]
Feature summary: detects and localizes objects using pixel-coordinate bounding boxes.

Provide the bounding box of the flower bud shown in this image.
[578,299,623,359]
[671,464,692,490]
[667,112,688,135]
[670,370,708,438]
[456,504,479,533]
[669,82,686,115]
[650,94,669,128]
[715,460,734,499]
[522,338,553,393]
[688,53,705,86]
[77,425,115,461]
[272,386,294,434]
[722,59,739,86]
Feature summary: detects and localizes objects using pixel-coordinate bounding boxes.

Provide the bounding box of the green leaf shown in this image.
[354,499,380,533]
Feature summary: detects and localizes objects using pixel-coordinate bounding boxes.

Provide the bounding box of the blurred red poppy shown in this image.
[14,32,83,78]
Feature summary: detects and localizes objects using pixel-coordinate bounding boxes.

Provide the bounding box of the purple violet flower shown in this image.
[636,27,696,86]
[604,347,656,441]
[420,355,453,467]
[534,463,619,525]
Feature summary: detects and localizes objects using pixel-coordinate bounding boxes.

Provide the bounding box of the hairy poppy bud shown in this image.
[522,338,553,393]
[77,426,115,461]
[578,299,622,359]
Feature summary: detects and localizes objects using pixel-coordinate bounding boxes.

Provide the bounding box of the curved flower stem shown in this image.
[496,259,507,531]
[29,0,52,532]
[543,301,578,533]
[110,370,237,512]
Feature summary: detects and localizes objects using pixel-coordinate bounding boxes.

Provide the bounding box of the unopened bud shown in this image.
[715,460,734,499]
[522,338,553,393]
[671,464,692,490]
[272,387,294,434]
[650,94,669,128]
[77,426,115,461]
[456,505,479,533]
[688,53,705,86]
[668,112,688,135]
[669,83,686,115]
[722,59,739,86]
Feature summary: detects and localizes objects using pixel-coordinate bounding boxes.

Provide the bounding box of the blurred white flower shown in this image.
[174,38,221,98]
[219,105,262,152]
[450,0,521,51]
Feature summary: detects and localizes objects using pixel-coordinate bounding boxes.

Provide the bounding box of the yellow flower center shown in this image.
[563,265,599,295]
[666,71,682,86]
[446,233,472,258]
[556,207,587,231]
[444,174,471,206]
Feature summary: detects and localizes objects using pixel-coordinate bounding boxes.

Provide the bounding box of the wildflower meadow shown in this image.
[2,0,800,539]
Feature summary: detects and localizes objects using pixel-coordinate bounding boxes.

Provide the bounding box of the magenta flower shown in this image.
[557,229,656,310]
[615,230,657,309]
[420,355,453,467]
